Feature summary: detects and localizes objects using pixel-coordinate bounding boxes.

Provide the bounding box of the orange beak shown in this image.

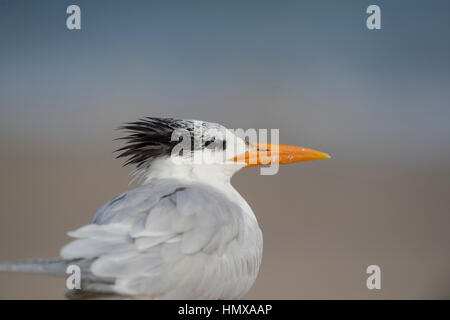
[233,143,330,168]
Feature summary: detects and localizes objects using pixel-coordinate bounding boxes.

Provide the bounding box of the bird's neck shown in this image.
[139,157,258,224]
[139,157,245,187]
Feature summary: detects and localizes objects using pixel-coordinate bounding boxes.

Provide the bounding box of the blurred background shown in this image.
[1,0,450,299]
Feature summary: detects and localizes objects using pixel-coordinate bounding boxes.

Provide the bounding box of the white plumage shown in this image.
[61,172,262,299]
[0,117,329,299]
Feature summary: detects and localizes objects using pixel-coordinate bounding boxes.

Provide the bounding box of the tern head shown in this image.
[116,117,330,183]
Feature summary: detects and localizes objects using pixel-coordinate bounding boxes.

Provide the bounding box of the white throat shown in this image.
[140,157,246,186]
[139,157,258,224]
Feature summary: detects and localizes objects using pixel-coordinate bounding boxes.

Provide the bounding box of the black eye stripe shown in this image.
[204,137,216,147]
[203,137,227,150]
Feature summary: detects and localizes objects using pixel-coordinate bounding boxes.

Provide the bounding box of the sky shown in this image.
[1,0,450,165]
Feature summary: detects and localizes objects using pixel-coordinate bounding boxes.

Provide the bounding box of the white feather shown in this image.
[60,158,262,299]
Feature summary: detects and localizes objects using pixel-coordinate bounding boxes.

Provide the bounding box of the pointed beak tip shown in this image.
[308,149,331,161]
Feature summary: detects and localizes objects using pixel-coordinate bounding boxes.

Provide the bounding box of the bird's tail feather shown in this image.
[0,258,120,299]
[0,258,69,276]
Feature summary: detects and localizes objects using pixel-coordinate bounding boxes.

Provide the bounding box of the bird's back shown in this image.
[59,178,262,299]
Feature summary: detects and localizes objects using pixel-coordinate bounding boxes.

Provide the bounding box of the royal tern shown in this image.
[0,117,330,299]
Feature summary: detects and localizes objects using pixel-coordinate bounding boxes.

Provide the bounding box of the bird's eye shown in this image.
[204,137,227,151]
[204,137,216,148]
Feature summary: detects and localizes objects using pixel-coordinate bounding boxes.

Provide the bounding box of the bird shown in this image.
[0,117,330,299]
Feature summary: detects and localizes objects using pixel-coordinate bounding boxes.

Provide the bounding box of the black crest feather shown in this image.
[116,117,193,168]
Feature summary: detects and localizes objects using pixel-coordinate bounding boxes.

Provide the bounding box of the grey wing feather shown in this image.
[59,179,248,298]
[0,178,254,299]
